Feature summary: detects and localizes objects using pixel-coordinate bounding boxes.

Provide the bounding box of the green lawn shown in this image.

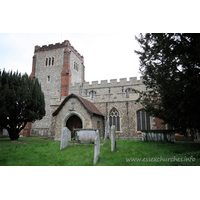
[0,137,200,166]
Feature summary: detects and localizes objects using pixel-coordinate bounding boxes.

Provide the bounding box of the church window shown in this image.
[52,57,54,66]
[74,62,79,71]
[97,121,101,129]
[49,57,51,66]
[125,88,133,97]
[46,58,48,66]
[137,109,151,131]
[109,108,120,131]
[89,90,96,99]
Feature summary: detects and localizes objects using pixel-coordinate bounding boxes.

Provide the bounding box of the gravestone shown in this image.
[104,121,109,141]
[94,130,100,164]
[111,125,116,152]
[3,129,8,136]
[60,127,70,150]
[108,126,111,139]
[77,130,96,142]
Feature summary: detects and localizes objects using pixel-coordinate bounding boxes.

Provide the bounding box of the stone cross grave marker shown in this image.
[93,130,100,164]
[111,125,116,151]
[104,121,109,141]
[60,127,70,150]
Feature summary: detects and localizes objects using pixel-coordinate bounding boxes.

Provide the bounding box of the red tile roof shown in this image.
[52,93,104,117]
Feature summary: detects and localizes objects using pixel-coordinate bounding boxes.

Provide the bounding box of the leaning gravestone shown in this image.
[93,130,100,164]
[111,125,116,152]
[104,121,109,141]
[60,127,70,150]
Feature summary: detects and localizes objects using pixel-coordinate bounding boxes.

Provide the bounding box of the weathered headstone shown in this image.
[94,130,100,164]
[104,121,109,141]
[111,125,116,152]
[108,126,111,139]
[3,129,8,136]
[77,130,96,142]
[60,127,70,150]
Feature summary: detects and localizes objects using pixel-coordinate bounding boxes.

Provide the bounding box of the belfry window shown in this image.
[74,62,79,71]
[46,57,55,66]
[137,109,151,131]
[109,108,120,131]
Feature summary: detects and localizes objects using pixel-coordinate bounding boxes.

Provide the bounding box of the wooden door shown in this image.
[66,115,82,138]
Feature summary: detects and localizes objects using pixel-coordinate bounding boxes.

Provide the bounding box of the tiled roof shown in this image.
[52,93,104,117]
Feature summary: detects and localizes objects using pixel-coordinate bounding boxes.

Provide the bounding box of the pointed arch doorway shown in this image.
[66,115,82,138]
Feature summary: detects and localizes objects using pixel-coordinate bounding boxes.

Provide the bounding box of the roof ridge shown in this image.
[52,93,104,117]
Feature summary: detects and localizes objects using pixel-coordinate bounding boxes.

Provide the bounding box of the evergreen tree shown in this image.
[0,69,45,140]
[134,33,200,135]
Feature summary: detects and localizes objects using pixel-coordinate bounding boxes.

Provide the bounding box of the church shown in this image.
[22,40,165,141]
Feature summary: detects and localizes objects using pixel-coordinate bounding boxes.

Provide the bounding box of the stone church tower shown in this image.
[29,40,85,137]
[23,39,166,140]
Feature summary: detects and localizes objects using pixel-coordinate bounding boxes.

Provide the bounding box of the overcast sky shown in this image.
[0,33,142,83]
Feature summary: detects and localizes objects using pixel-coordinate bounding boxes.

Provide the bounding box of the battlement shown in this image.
[34,40,84,61]
[69,77,144,89]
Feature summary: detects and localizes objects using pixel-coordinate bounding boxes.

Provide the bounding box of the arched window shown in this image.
[109,108,120,131]
[52,57,54,65]
[89,90,96,99]
[46,58,48,66]
[49,57,51,66]
[125,88,133,97]
[137,109,151,131]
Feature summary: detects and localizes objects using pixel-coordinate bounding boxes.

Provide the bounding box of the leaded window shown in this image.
[137,109,151,131]
[109,108,120,131]
[89,90,96,99]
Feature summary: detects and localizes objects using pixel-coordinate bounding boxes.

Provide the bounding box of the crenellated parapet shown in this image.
[34,40,84,61]
[69,76,144,90]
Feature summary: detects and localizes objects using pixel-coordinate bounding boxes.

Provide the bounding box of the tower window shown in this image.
[49,58,51,66]
[74,62,79,71]
[52,57,54,66]
[122,87,124,92]
[109,88,111,93]
[48,76,50,82]
[46,58,48,66]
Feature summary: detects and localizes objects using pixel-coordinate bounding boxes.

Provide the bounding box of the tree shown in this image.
[0,69,45,140]
[134,33,200,135]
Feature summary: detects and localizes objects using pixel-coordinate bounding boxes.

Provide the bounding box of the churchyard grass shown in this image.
[0,137,200,166]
